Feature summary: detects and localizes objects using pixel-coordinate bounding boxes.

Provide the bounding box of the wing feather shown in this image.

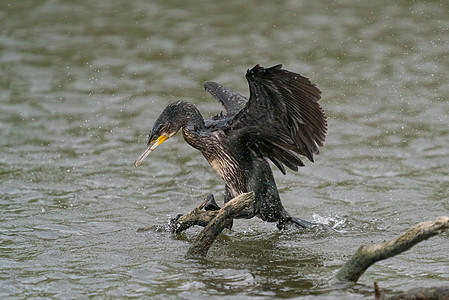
[204,81,248,117]
[230,64,327,172]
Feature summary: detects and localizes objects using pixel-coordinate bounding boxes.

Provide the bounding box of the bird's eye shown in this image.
[149,135,158,144]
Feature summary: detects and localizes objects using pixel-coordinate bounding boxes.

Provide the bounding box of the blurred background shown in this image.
[1,0,448,298]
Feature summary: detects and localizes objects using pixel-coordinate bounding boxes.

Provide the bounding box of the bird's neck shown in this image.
[179,102,205,131]
[177,102,206,150]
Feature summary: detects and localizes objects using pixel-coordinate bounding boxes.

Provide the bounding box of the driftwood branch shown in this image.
[145,198,449,297]
[143,198,448,297]
[184,192,254,258]
[335,216,449,283]
[169,200,219,234]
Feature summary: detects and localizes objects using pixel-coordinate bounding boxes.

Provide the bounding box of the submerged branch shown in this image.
[169,199,220,234]
[374,282,449,300]
[185,192,255,258]
[335,216,449,283]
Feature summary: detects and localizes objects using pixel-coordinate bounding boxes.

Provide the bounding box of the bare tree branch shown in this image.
[335,216,449,283]
[169,199,220,234]
[185,192,255,258]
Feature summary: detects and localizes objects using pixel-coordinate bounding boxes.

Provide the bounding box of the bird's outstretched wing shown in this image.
[204,81,248,118]
[229,64,327,174]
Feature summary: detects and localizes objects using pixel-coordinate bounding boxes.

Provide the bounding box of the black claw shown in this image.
[204,194,221,211]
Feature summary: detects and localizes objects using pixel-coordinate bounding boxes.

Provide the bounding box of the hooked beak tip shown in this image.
[134,146,153,168]
[134,134,168,168]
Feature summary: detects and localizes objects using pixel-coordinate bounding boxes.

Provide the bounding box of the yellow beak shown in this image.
[134,135,167,167]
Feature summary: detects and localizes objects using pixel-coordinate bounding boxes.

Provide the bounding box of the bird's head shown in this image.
[134,101,187,167]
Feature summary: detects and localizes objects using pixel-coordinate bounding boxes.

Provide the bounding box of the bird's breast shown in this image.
[208,157,223,176]
[207,153,248,196]
[183,127,248,195]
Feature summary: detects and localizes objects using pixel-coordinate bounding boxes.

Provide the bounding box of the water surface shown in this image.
[1,0,448,298]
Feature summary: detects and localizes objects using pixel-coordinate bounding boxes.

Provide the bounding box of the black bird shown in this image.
[135,64,327,228]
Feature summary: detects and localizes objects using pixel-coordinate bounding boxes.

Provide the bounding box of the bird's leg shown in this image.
[204,194,221,211]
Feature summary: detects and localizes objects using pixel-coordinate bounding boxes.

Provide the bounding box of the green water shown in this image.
[1,1,448,298]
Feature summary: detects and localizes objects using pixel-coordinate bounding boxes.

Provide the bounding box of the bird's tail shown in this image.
[277,208,316,229]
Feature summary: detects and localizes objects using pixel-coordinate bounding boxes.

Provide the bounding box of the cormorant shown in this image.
[135,64,327,228]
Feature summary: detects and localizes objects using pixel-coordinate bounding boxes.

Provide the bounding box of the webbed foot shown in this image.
[204,194,221,211]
